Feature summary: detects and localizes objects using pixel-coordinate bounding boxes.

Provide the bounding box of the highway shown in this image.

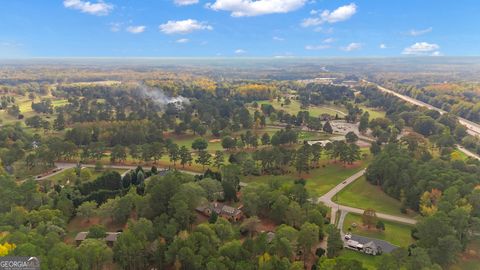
[364,80,480,160]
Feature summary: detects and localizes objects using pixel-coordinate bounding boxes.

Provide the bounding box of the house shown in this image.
[363,241,382,255]
[74,231,122,247]
[196,202,243,222]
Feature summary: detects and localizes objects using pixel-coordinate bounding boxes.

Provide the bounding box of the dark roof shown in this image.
[196,202,242,217]
[350,235,398,253]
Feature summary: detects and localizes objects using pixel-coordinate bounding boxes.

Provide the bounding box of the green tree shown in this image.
[110,145,126,163]
[77,201,97,222]
[323,121,333,134]
[261,133,270,145]
[326,226,343,258]
[196,149,212,170]
[358,112,369,134]
[53,112,66,131]
[192,138,208,151]
[179,146,192,168]
[213,150,224,169]
[76,239,113,270]
[168,143,179,167]
[298,222,319,267]
[345,131,359,143]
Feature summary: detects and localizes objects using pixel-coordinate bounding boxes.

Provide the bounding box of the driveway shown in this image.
[317,168,417,225]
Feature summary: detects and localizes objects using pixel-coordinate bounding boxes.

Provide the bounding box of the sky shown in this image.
[0,0,479,58]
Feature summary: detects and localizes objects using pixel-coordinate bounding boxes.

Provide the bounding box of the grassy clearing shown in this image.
[342,213,415,247]
[47,167,127,185]
[358,105,386,119]
[337,250,382,270]
[255,99,347,118]
[242,157,370,197]
[334,176,418,218]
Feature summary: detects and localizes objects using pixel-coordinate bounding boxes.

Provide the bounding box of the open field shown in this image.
[254,99,348,118]
[334,176,418,218]
[242,157,370,197]
[343,213,415,247]
[358,105,386,119]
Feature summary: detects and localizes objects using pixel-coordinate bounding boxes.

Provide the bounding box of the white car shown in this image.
[344,233,352,240]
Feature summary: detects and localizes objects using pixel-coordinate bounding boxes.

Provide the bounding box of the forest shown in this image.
[0,65,478,270]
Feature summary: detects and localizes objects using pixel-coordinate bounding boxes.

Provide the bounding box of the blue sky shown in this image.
[1,0,479,57]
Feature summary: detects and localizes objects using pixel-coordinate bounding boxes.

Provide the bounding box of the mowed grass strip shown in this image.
[342,213,415,247]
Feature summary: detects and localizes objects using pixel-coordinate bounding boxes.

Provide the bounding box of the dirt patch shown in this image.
[209,139,221,143]
[257,218,277,232]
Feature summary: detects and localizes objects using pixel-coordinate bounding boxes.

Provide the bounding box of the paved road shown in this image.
[364,81,480,161]
[317,168,418,225]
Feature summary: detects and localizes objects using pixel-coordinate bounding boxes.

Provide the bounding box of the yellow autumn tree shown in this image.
[0,242,16,256]
[420,189,442,216]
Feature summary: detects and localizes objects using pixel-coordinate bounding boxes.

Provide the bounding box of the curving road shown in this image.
[317,168,418,226]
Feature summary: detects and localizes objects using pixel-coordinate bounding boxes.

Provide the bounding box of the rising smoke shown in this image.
[138,85,190,109]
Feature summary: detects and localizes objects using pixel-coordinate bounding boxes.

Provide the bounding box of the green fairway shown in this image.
[343,213,415,247]
[334,176,417,218]
[242,159,370,197]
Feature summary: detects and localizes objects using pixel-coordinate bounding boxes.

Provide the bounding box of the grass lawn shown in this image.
[337,250,382,270]
[242,158,370,197]
[334,176,418,218]
[358,105,386,119]
[255,99,347,118]
[342,213,415,247]
[47,167,127,185]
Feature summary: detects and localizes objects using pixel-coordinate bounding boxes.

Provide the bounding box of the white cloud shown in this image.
[409,27,432,36]
[126,25,146,34]
[63,0,113,16]
[402,42,440,55]
[174,0,199,5]
[302,3,357,27]
[379,43,387,49]
[323,38,335,43]
[207,0,307,17]
[176,38,190,43]
[273,36,284,41]
[109,22,122,32]
[305,44,330,50]
[341,42,362,51]
[235,49,246,54]
[159,19,213,34]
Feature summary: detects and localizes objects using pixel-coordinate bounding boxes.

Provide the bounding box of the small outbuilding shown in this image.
[75,232,88,246]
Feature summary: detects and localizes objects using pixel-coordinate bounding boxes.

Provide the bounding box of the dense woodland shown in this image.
[0,67,479,269]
